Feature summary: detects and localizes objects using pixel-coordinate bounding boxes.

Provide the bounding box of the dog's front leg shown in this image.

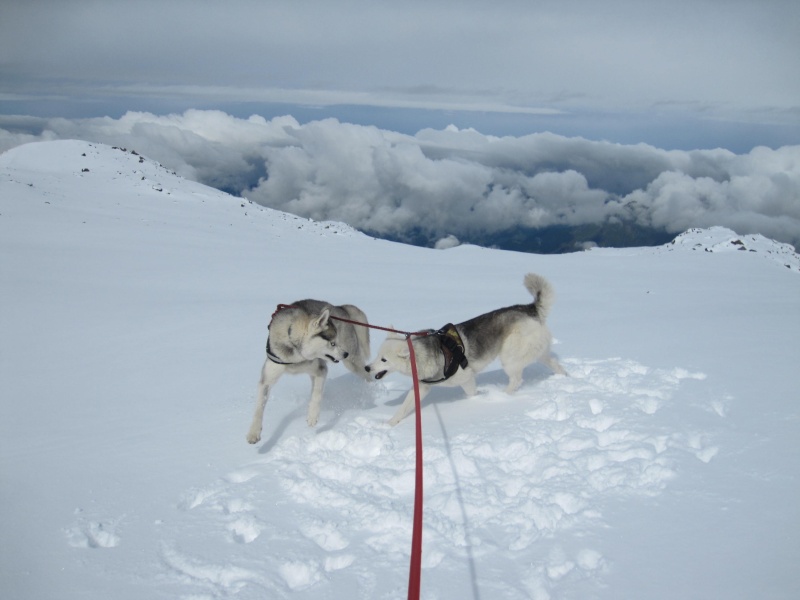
[306,360,328,427]
[461,372,478,396]
[388,383,430,426]
[246,360,283,444]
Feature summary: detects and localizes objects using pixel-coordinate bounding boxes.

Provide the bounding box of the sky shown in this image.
[1,0,799,151]
[1,1,799,250]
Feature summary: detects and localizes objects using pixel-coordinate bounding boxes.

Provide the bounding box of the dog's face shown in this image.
[271,308,349,363]
[303,310,349,363]
[365,333,411,380]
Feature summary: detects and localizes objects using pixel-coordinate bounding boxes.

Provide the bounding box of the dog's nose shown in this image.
[365,365,371,372]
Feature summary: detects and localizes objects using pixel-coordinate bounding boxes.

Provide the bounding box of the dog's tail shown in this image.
[524,273,556,321]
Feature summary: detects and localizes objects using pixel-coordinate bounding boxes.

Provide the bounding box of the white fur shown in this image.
[365,274,566,425]
[246,302,370,444]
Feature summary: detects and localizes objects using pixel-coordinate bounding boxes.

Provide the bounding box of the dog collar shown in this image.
[265,304,304,365]
[266,338,300,365]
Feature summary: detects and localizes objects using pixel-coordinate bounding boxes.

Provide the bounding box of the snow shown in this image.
[1,139,799,599]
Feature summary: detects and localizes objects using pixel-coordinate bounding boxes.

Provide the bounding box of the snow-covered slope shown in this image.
[658,226,800,272]
[2,140,799,600]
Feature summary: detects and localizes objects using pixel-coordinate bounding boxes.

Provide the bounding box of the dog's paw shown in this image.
[246,431,261,444]
[307,415,319,427]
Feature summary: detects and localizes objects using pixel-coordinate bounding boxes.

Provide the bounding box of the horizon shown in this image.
[3,113,798,253]
[2,1,798,252]
[2,1,799,153]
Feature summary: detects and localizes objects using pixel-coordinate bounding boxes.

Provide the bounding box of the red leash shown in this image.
[272,305,428,597]
[328,312,427,599]
[405,334,424,600]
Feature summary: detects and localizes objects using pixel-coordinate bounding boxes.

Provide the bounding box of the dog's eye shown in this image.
[330,341,336,347]
[381,358,387,362]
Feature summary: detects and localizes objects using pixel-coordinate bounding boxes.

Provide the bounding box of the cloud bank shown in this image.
[2,110,798,250]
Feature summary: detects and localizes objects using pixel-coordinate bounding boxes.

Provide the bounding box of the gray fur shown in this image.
[246,299,371,444]
[365,273,566,425]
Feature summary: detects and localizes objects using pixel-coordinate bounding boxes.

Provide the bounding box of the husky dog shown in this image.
[365,273,566,425]
[246,300,370,444]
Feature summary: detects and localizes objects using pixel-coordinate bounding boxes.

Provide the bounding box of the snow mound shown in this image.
[1,138,184,189]
[661,226,800,272]
[0,139,365,240]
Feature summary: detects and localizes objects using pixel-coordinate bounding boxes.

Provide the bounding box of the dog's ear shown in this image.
[386,327,403,340]
[397,346,410,360]
[311,308,331,331]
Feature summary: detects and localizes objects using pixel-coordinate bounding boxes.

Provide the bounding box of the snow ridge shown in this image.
[0,139,365,239]
[661,226,800,272]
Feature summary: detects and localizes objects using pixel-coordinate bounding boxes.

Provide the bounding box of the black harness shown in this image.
[266,338,299,365]
[421,323,469,384]
[265,304,304,365]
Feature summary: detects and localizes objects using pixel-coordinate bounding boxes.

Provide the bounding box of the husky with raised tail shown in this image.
[246,300,370,444]
[365,273,566,425]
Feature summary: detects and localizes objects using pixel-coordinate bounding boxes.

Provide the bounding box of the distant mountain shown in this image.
[369,221,676,254]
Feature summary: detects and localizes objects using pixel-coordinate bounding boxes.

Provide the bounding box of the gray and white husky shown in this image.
[365,273,566,425]
[246,300,371,444]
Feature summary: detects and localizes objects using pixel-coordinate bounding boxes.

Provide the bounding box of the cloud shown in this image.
[1,110,799,249]
[2,1,798,131]
[623,149,800,244]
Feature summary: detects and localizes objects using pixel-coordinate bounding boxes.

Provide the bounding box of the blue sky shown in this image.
[2,0,798,151]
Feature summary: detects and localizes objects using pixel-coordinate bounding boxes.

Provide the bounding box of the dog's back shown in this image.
[457,272,555,362]
[336,304,371,364]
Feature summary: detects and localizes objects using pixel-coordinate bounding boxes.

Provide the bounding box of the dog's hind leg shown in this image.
[541,353,567,376]
[305,360,328,427]
[247,360,284,444]
[504,368,525,394]
[500,344,528,394]
[388,383,431,426]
